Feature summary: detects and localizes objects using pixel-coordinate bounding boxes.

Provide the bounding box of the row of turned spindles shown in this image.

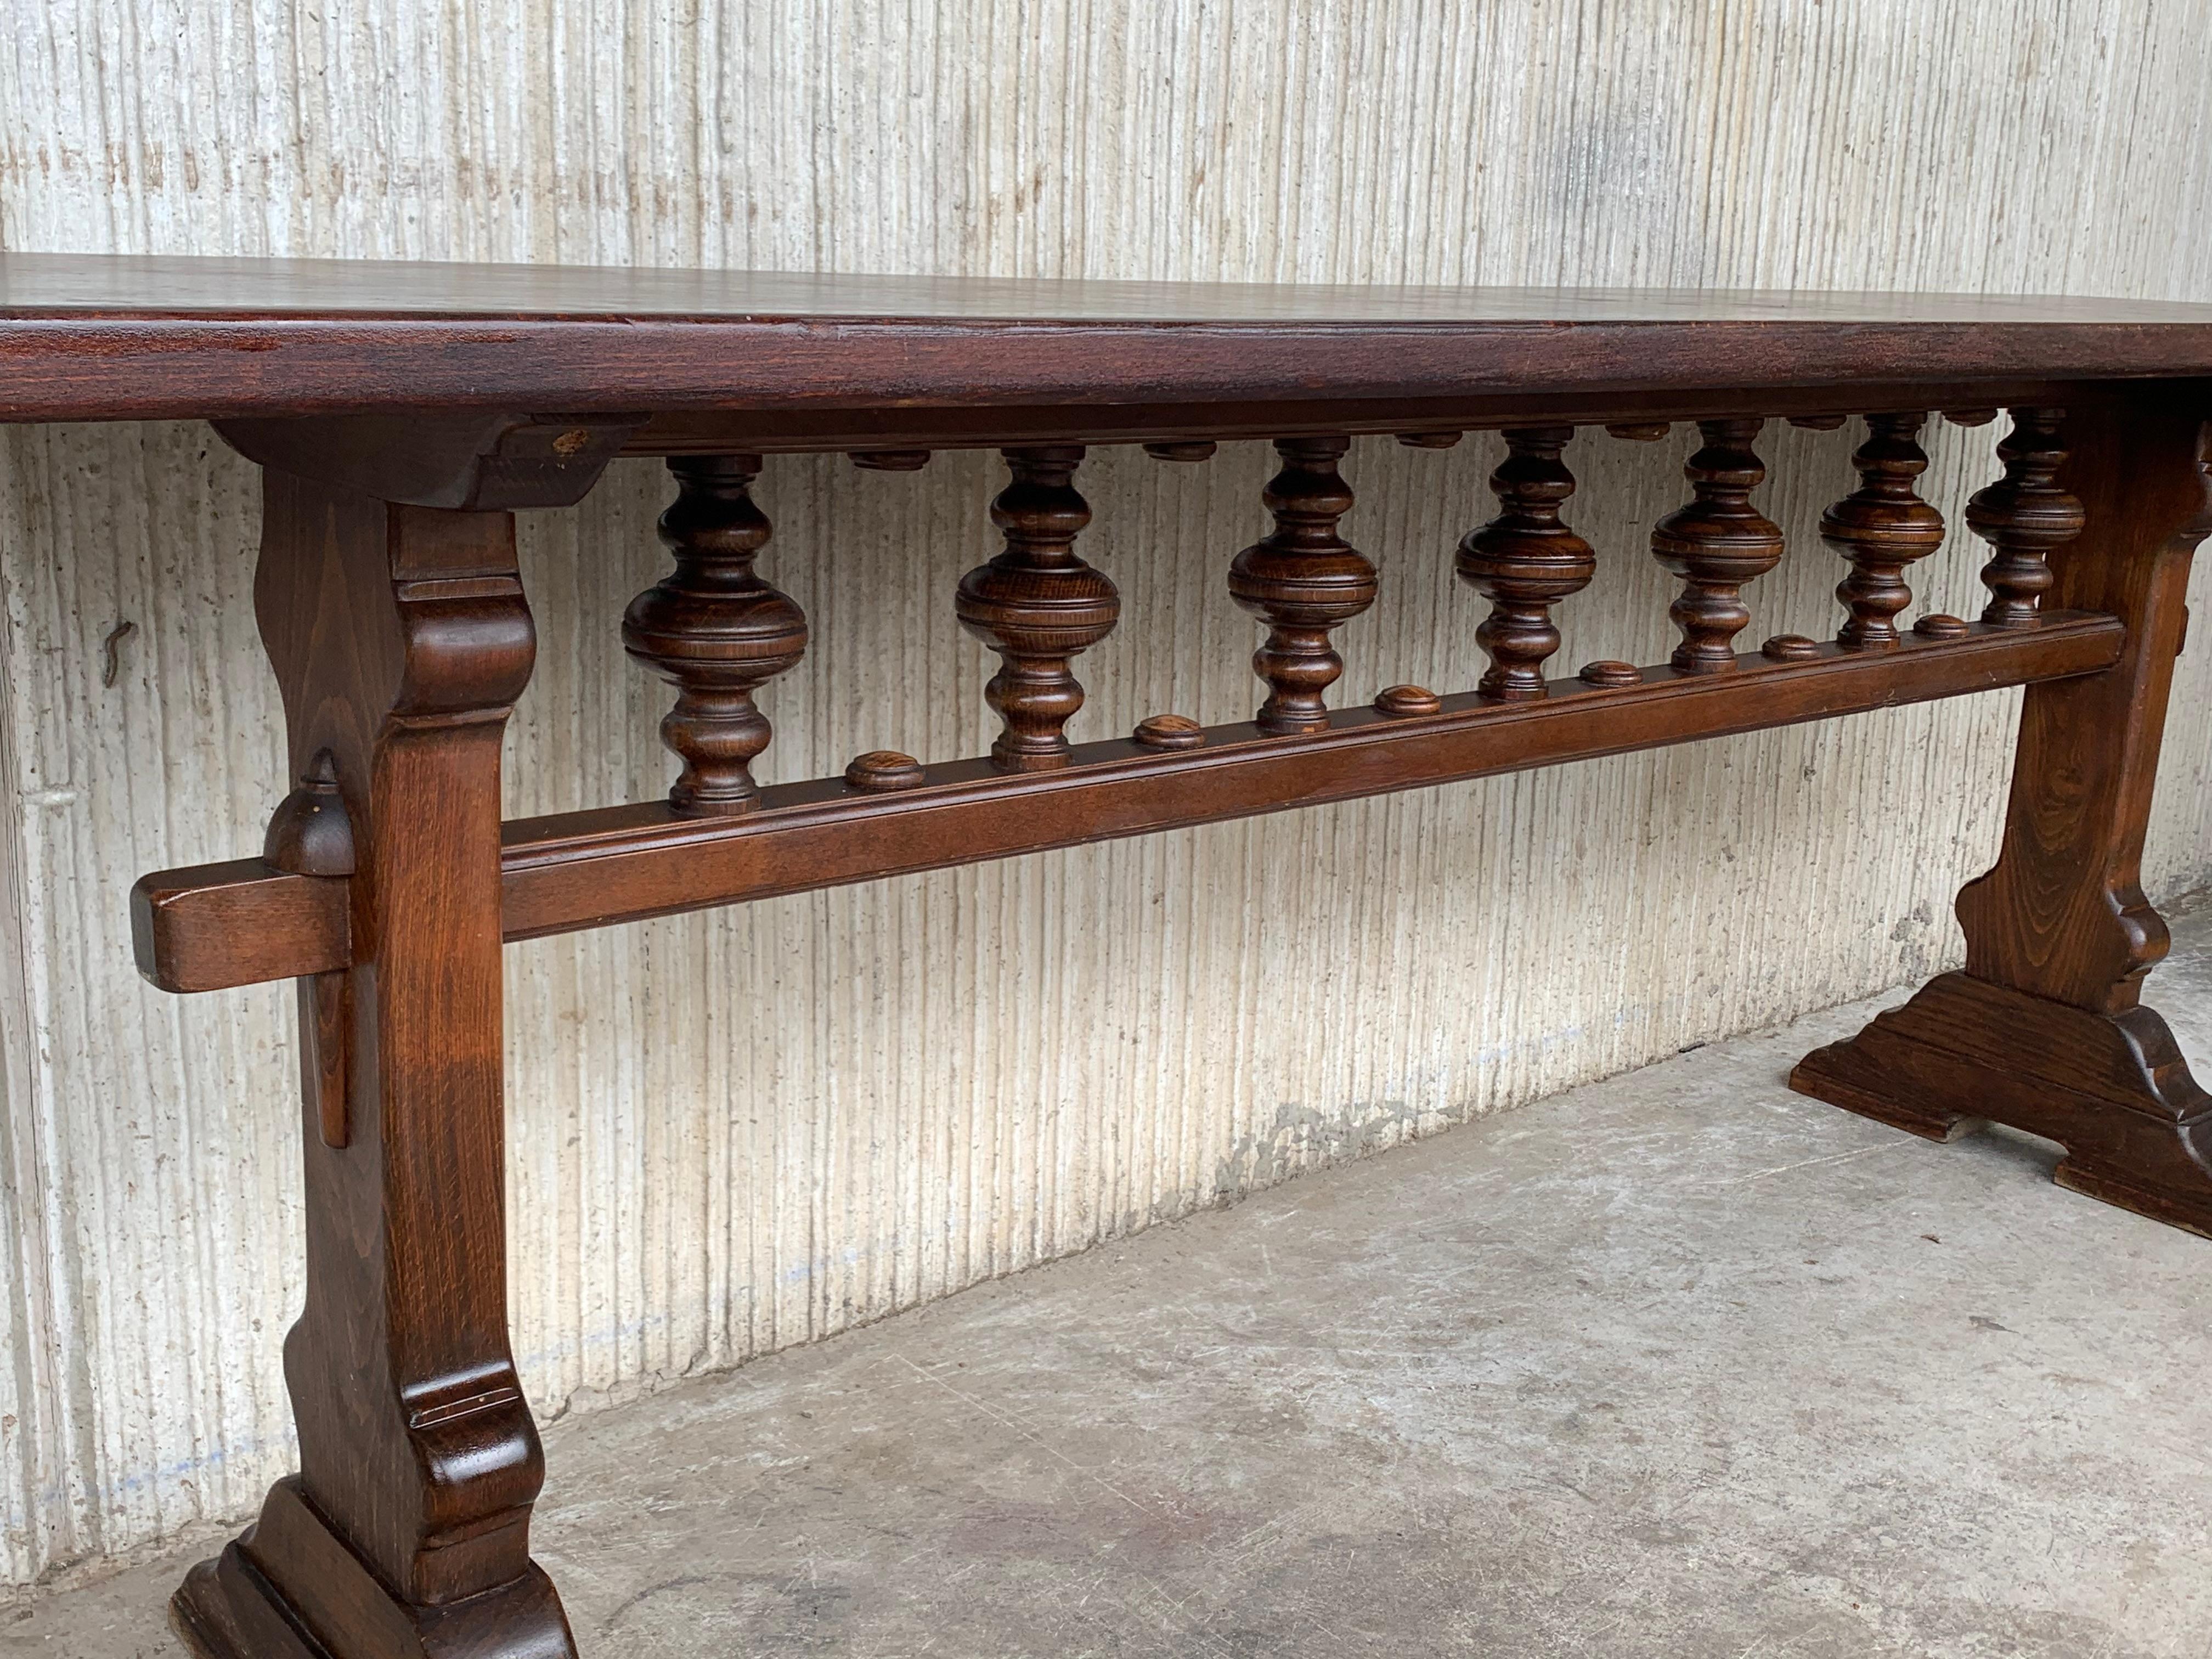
[620,409,2086,814]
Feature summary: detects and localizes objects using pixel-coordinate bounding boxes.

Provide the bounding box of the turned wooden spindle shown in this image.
[1227,436,1378,733]
[1820,412,1946,650]
[1965,407,2085,628]
[622,454,809,814]
[1457,427,1596,699]
[1650,417,1786,674]
[956,445,1120,771]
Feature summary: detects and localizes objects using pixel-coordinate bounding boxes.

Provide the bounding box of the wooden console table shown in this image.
[4,257,2209,1657]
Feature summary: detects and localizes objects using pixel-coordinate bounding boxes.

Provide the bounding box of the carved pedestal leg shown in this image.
[173,472,573,1657]
[1792,400,2212,1237]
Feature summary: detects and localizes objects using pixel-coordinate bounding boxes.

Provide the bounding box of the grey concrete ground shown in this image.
[12,912,2212,1658]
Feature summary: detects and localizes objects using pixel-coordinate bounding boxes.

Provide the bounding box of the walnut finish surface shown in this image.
[16,252,2209,1659]
[13,255,2212,420]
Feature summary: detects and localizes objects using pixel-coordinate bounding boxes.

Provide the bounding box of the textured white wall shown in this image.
[4,0,2212,1589]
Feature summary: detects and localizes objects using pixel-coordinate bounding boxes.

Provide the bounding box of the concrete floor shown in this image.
[11,913,2212,1658]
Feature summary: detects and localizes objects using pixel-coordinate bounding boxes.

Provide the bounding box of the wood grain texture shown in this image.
[9,0,2212,1599]
[15,259,2212,422]
[622,456,809,814]
[623,381,2114,456]
[1793,398,2212,1232]
[1227,438,1375,732]
[216,414,642,512]
[132,859,351,994]
[956,448,1119,770]
[1953,402,2211,1010]
[1788,972,2212,1236]
[128,612,2128,994]
[10,420,2211,1598]
[1822,413,1948,650]
[168,472,573,1657]
[1650,419,1786,673]
[133,385,2197,1659]
[1457,428,1596,698]
[1966,409,2084,629]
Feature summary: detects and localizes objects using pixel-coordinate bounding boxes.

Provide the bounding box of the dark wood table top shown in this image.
[7,253,2212,422]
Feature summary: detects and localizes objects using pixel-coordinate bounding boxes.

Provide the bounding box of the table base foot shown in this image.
[170,1478,575,1659]
[1792,970,2212,1239]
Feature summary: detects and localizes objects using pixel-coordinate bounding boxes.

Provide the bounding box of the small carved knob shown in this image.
[1373,684,1443,716]
[1228,436,1378,733]
[1912,614,1971,639]
[845,751,927,791]
[1651,417,1786,674]
[623,454,809,814]
[1762,634,1822,662]
[956,447,1119,772]
[1965,408,2083,629]
[1132,714,1205,749]
[264,750,356,877]
[1144,441,1218,462]
[1395,432,1463,450]
[1457,427,1596,699]
[1578,661,1641,688]
[1820,413,1946,650]
[850,450,933,471]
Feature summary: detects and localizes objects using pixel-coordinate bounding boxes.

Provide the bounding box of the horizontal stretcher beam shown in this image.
[132,614,2123,994]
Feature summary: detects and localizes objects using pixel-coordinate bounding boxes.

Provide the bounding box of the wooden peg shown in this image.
[1457,427,1596,699]
[1820,413,1946,650]
[1373,684,1443,716]
[1650,417,1786,673]
[1144,441,1218,461]
[1395,432,1463,449]
[844,751,927,790]
[849,450,933,471]
[623,455,808,813]
[263,750,356,877]
[1788,414,1849,431]
[1132,714,1205,749]
[1228,436,1378,733]
[1605,422,1671,442]
[956,447,1119,771]
[1578,660,1641,687]
[1965,408,2085,629]
[265,751,356,1153]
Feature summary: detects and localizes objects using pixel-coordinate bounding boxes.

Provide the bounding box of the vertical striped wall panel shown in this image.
[3,0,2210,1586]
